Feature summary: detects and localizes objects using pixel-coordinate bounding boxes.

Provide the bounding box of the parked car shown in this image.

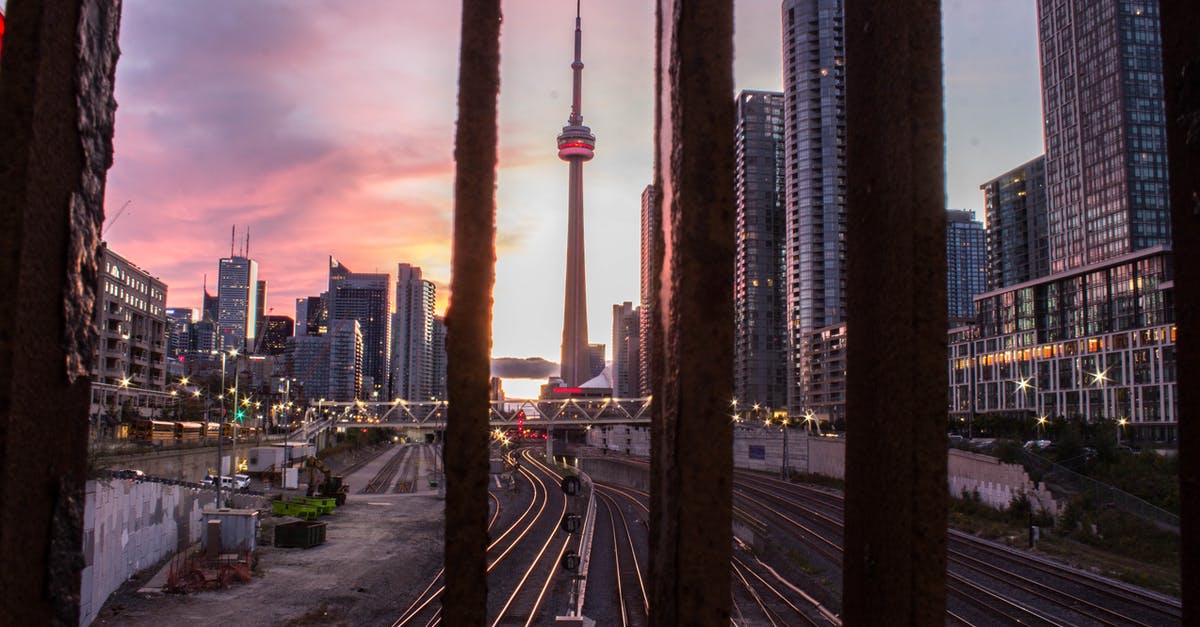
[1023,439,1052,450]
[201,475,237,490]
[234,474,251,490]
[113,469,146,480]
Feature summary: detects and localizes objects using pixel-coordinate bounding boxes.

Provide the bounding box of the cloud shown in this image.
[491,357,559,379]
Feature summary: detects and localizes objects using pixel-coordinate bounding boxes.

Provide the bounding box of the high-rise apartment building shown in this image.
[638,185,657,397]
[611,302,641,398]
[431,317,447,400]
[949,0,1177,441]
[92,244,168,390]
[783,0,847,415]
[217,256,258,352]
[734,90,788,410]
[327,257,390,396]
[946,210,988,325]
[392,263,436,401]
[587,343,606,382]
[1038,0,1170,272]
[981,155,1049,289]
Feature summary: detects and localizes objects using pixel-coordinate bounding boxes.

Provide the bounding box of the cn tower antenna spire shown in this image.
[569,0,584,126]
[556,0,596,388]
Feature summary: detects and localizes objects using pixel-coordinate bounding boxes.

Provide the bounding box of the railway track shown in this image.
[361,445,410,494]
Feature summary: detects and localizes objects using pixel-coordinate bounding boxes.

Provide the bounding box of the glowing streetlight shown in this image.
[1037,414,1048,439]
[1088,367,1110,385]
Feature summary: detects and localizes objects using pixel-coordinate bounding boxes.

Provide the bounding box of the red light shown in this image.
[553,387,583,394]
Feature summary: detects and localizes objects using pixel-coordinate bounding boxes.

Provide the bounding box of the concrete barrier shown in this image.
[81,479,215,626]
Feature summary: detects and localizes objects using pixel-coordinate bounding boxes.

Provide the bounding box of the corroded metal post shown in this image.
[842,1,948,624]
[1159,2,1200,620]
[0,1,122,624]
[443,0,500,623]
[649,0,736,624]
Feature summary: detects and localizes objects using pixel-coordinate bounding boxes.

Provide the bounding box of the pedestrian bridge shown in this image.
[305,397,652,431]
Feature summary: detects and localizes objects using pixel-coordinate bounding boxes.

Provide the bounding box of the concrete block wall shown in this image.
[95,442,257,483]
[585,425,651,457]
[80,479,215,626]
[948,449,1058,516]
[578,458,650,493]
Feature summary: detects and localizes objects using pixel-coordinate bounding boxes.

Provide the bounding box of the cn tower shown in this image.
[557,0,596,388]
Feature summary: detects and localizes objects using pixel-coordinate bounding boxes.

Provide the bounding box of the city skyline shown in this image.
[102,1,1043,366]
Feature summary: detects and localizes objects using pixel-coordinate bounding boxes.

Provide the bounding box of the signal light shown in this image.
[561,550,579,572]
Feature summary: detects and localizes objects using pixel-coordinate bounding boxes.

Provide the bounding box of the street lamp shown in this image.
[1037,414,1048,440]
[1117,417,1128,447]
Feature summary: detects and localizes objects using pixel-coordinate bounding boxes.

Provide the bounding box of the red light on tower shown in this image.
[1,11,7,63]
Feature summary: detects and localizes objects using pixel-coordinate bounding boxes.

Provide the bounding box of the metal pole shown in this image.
[232,353,239,473]
[216,352,225,507]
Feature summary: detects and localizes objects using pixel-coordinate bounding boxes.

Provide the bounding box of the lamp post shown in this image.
[1117,417,1128,447]
[803,410,816,474]
[1037,414,1047,441]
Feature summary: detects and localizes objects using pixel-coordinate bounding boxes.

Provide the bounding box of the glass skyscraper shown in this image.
[783,0,846,415]
[734,90,787,410]
[945,210,987,325]
[1038,0,1170,272]
[981,155,1049,289]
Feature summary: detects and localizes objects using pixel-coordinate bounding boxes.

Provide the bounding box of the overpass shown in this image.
[294,397,652,433]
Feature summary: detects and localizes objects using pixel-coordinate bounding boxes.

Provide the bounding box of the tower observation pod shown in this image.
[557,0,596,388]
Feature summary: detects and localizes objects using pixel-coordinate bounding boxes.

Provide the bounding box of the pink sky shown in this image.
[104,0,1043,368]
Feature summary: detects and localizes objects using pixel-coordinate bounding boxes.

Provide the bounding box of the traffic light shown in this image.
[235,409,245,421]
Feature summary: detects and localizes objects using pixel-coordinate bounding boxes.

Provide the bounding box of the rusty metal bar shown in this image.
[0,0,122,624]
[1159,2,1200,619]
[842,1,948,623]
[649,1,736,624]
[442,0,501,622]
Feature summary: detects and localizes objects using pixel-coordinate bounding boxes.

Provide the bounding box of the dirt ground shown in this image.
[94,450,445,626]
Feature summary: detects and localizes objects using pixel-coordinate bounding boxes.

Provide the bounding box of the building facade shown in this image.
[949,247,1176,441]
[165,307,197,361]
[981,155,1049,289]
[638,184,657,397]
[803,322,847,428]
[327,257,390,396]
[1037,0,1170,273]
[92,244,168,391]
[611,302,641,398]
[261,315,294,356]
[327,319,364,402]
[216,256,258,352]
[734,90,788,410]
[431,316,447,400]
[391,263,436,401]
[783,0,847,414]
[946,209,988,325]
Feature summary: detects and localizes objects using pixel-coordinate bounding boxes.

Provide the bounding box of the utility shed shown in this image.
[201,509,259,554]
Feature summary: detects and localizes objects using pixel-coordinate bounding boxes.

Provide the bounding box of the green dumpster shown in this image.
[274,520,327,548]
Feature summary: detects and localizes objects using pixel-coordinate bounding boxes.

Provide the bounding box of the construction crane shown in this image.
[102,200,132,235]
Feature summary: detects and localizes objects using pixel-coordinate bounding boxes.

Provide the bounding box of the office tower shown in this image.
[556,3,597,388]
[391,263,436,401]
[981,155,1049,289]
[638,185,657,397]
[287,335,329,402]
[165,308,197,360]
[1038,0,1170,272]
[255,279,267,348]
[945,210,988,325]
[587,343,606,381]
[431,316,447,400]
[327,319,363,401]
[612,302,641,398]
[783,0,847,415]
[92,244,168,390]
[327,257,390,396]
[202,278,219,323]
[295,295,326,337]
[217,256,258,352]
[734,90,788,410]
[261,315,294,356]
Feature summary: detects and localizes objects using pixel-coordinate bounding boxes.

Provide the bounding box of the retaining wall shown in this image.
[94,441,257,483]
[81,479,215,626]
[948,449,1058,516]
